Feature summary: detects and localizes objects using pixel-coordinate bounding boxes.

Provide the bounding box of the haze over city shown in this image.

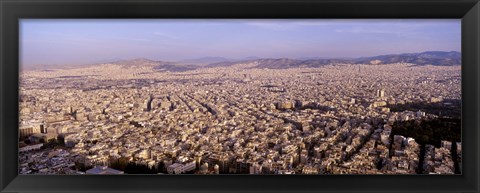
[21,19,460,67]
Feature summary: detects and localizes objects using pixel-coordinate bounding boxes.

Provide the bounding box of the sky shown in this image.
[20,19,461,66]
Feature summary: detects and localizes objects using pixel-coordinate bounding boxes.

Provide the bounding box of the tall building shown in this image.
[19,125,41,138]
[214,164,220,174]
[376,89,385,98]
[40,124,47,134]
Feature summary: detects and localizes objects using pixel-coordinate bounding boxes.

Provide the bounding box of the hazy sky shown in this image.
[21,19,461,66]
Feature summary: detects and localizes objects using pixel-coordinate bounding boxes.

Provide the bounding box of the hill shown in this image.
[207,51,460,69]
[23,51,460,72]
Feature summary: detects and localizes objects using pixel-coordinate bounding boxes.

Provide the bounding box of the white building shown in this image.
[167,163,184,174]
[166,160,196,174]
[182,161,196,173]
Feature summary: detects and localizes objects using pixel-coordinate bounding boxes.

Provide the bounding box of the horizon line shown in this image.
[21,50,461,67]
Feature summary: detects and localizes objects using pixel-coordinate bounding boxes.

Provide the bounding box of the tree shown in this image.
[392,118,460,147]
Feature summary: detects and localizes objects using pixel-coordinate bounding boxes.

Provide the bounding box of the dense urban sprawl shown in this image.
[18,61,461,175]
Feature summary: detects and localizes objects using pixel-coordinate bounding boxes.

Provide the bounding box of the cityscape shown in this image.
[18,19,461,175]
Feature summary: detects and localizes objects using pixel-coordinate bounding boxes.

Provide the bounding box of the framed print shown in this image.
[1,0,479,193]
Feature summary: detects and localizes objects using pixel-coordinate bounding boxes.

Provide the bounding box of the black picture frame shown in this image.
[1,0,479,193]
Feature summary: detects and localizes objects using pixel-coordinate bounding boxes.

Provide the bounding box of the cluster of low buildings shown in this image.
[18,63,461,174]
[19,148,81,174]
[423,141,456,174]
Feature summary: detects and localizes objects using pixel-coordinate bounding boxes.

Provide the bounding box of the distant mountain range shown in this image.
[177,57,235,65]
[207,51,461,69]
[353,51,461,66]
[112,58,199,72]
[23,51,460,72]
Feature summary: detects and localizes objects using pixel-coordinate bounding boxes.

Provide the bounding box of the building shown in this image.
[166,159,196,174]
[441,140,452,150]
[376,89,385,98]
[214,164,220,174]
[19,143,44,153]
[19,125,41,138]
[167,163,184,174]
